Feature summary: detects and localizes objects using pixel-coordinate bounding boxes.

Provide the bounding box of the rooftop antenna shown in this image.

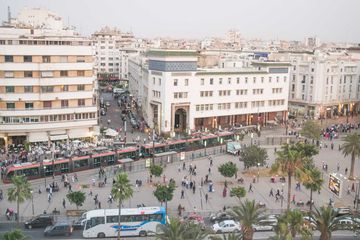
[7,6,11,23]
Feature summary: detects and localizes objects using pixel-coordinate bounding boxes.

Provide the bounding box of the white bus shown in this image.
[82,206,166,238]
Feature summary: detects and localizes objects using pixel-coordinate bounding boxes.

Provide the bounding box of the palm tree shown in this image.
[272,210,311,240]
[272,143,309,210]
[0,229,30,240]
[227,199,265,240]
[301,167,323,212]
[7,175,32,225]
[155,218,209,240]
[341,133,360,180]
[111,173,133,240]
[313,206,341,240]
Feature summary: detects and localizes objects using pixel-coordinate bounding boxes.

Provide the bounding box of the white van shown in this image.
[113,88,125,94]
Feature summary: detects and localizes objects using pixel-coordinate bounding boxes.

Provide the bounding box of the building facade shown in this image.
[270,51,360,119]
[130,50,290,134]
[0,9,98,146]
[92,27,135,81]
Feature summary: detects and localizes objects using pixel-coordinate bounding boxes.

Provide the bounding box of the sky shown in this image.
[0,0,359,43]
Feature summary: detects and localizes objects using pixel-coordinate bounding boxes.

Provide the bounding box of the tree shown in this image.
[111,173,133,240]
[239,145,268,169]
[66,191,86,210]
[153,182,176,215]
[271,143,314,210]
[313,206,342,240]
[301,167,323,212]
[218,161,238,181]
[0,229,30,240]
[227,199,265,240]
[230,186,246,202]
[150,164,164,178]
[7,175,32,225]
[300,120,322,140]
[341,133,360,180]
[155,218,209,240]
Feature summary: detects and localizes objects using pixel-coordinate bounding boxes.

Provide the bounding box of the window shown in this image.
[61,100,69,108]
[61,85,69,92]
[253,77,256,83]
[24,71,33,77]
[78,99,85,106]
[6,86,14,93]
[77,85,85,91]
[77,56,85,62]
[42,56,51,63]
[23,56,32,62]
[245,77,248,83]
[60,71,68,77]
[4,71,14,78]
[77,70,85,76]
[261,77,264,83]
[158,78,161,85]
[185,79,189,86]
[228,78,231,84]
[6,102,15,109]
[237,77,240,84]
[269,77,272,83]
[173,79,178,86]
[210,78,214,85]
[59,56,67,63]
[284,76,287,82]
[41,71,53,77]
[5,55,13,62]
[25,102,33,109]
[200,78,204,85]
[219,78,223,84]
[24,86,33,93]
[43,101,52,108]
[41,86,54,93]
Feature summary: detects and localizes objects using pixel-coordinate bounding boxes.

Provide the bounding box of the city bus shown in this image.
[82,207,166,238]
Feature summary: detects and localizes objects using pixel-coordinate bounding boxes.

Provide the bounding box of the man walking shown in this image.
[205,193,208,203]
[181,189,184,199]
[269,188,274,197]
[62,199,66,208]
[248,183,253,193]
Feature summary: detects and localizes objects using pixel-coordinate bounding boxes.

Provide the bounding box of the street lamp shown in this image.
[257,163,260,183]
[199,186,203,210]
[204,140,207,156]
[43,166,47,188]
[281,183,285,209]
[354,177,360,211]
[30,190,34,216]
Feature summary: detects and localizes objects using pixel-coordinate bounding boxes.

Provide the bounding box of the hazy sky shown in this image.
[1,0,359,42]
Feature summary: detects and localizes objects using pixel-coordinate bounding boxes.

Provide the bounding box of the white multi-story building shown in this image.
[129,50,290,134]
[0,8,98,146]
[270,51,360,119]
[92,27,135,81]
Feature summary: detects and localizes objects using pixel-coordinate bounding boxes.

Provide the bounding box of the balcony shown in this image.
[0,105,97,117]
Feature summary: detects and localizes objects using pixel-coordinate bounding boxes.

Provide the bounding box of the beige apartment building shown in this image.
[0,9,98,147]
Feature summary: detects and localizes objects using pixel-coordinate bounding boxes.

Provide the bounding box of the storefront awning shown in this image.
[49,135,68,141]
[28,132,48,143]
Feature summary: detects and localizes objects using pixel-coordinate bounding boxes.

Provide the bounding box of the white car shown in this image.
[252,219,277,231]
[212,220,241,233]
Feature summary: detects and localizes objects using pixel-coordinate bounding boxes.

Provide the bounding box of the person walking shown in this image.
[205,193,208,203]
[192,185,196,194]
[98,201,101,209]
[269,188,274,197]
[62,199,66,208]
[181,189,184,199]
[248,183,253,193]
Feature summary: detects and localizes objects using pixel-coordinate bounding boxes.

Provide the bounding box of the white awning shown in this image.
[28,132,48,143]
[49,135,68,141]
[105,128,118,137]
[68,129,88,139]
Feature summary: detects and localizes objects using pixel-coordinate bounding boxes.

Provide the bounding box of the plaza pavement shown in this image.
[1,124,360,224]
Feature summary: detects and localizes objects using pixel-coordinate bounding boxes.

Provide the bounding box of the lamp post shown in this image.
[30,190,34,216]
[43,166,47,188]
[355,177,360,211]
[281,183,285,209]
[204,140,207,156]
[257,163,260,183]
[199,186,203,210]
[250,132,254,146]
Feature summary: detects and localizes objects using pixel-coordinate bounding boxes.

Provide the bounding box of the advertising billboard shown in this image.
[328,173,342,198]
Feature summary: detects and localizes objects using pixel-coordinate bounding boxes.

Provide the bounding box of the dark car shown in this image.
[210,212,234,223]
[25,214,54,229]
[44,222,73,237]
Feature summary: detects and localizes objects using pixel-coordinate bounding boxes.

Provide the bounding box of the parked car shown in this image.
[72,218,86,230]
[100,108,106,116]
[212,220,241,233]
[335,207,351,216]
[210,212,234,223]
[105,101,111,107]
[44,221,73,237]
[252,219,278,231]
[25,215,54,229]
